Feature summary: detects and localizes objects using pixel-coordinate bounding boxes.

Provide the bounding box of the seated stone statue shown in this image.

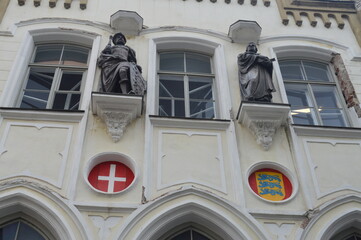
[238,42,275,102]
[97,32,146,95]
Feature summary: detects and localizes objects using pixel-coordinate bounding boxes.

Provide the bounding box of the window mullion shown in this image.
[300,60,307,80]
[59,45,65,65]
[14,222,20,240]
[47,68,61,109]
[308,83,323,125]
[184,75,190,117]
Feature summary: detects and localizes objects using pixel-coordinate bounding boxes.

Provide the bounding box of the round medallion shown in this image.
[248,168,292,201]
[88,161,134,193]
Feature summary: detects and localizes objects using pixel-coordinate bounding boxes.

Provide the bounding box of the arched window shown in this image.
[330,227,361,240]
[19,43,90,110]
[279,59,349,127]
[166,228,214,240]
[159,224,222,240]
[158,52,215,119]
[341,233,361,240]
[0,219,48,240]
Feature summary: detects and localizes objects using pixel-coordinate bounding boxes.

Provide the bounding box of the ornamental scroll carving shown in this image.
[100,111,132,143]
[249,120,279,150]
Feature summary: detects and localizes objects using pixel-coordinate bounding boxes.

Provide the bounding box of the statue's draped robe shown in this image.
[238,52,275,101]
[97,45,146,95]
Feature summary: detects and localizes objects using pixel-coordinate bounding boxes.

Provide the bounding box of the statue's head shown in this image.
[112,32,127,45]
[246,42,257,53]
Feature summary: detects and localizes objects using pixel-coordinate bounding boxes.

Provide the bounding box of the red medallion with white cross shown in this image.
[88,161,134,193]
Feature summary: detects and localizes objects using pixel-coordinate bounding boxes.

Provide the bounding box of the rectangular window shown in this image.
[279,60,348,127]
[19,44,90,110]
[157,52,215,119]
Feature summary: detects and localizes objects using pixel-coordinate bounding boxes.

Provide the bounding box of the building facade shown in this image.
[0,0,361,239]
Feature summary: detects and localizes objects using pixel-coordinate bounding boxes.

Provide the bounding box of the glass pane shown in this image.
[159,99,185,117]
[33,45,63,64]
[303,61,330,82]
[171,230,191,240]
[158,99,172,117]
[186,53,211,74]
[0,221,18,240]
[62,45,89,66]
[25,68,55,90]
[190,100,214,119]
[319,109,346,127]
[285,83,313,107]
[159,99,171,117]
[159,75,184,98]
[193,230,211,240]
[17,222,46,240]
[21,91,49,109]
[159,53,184,72]
[174,100,185,117]
[279,60,304,81]
[291,106,316,125]
[311,85,341,109]
[53,93,80,110]
[59,72,83,91]
[189,76,213,100]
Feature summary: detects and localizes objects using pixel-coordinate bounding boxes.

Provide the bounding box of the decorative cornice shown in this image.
[0,108,84,122]
[183,0,270,6]
[15,18,112,32]
[18,0,87,9]
[274,0,361,47]
[140,26,231,42]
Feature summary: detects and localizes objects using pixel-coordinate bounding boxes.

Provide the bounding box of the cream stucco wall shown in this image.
[0,0,361,239]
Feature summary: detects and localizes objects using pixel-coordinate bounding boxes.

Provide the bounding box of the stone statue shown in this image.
[238,42,275,102]
[97,32,146,95]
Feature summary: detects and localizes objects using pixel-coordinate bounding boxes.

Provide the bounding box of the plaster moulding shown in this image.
[228,20,262,44]
[110,10,143,36]
[91,92,143,142]
[237,102,290,150]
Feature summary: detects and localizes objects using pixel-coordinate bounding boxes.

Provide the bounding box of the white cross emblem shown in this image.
[98,164,126,193]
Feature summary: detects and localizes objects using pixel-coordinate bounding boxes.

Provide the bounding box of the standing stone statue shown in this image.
[238,42,275,102]
[97,32,146,95]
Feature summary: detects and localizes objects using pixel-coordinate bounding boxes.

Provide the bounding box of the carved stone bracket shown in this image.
[237,102,290,150]
[92,92,143,142]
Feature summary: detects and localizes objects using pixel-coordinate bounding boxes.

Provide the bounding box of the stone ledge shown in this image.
[237,101,290,150]
[91,92,143,142]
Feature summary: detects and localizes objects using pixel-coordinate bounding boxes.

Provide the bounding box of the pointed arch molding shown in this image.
[115,186,268,240]
[301,195,361,240]
[0,180,91,240]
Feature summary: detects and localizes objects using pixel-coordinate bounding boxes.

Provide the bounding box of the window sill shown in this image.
[0,108,85,122]
[292,124,361,138]
[149,115,231,130]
